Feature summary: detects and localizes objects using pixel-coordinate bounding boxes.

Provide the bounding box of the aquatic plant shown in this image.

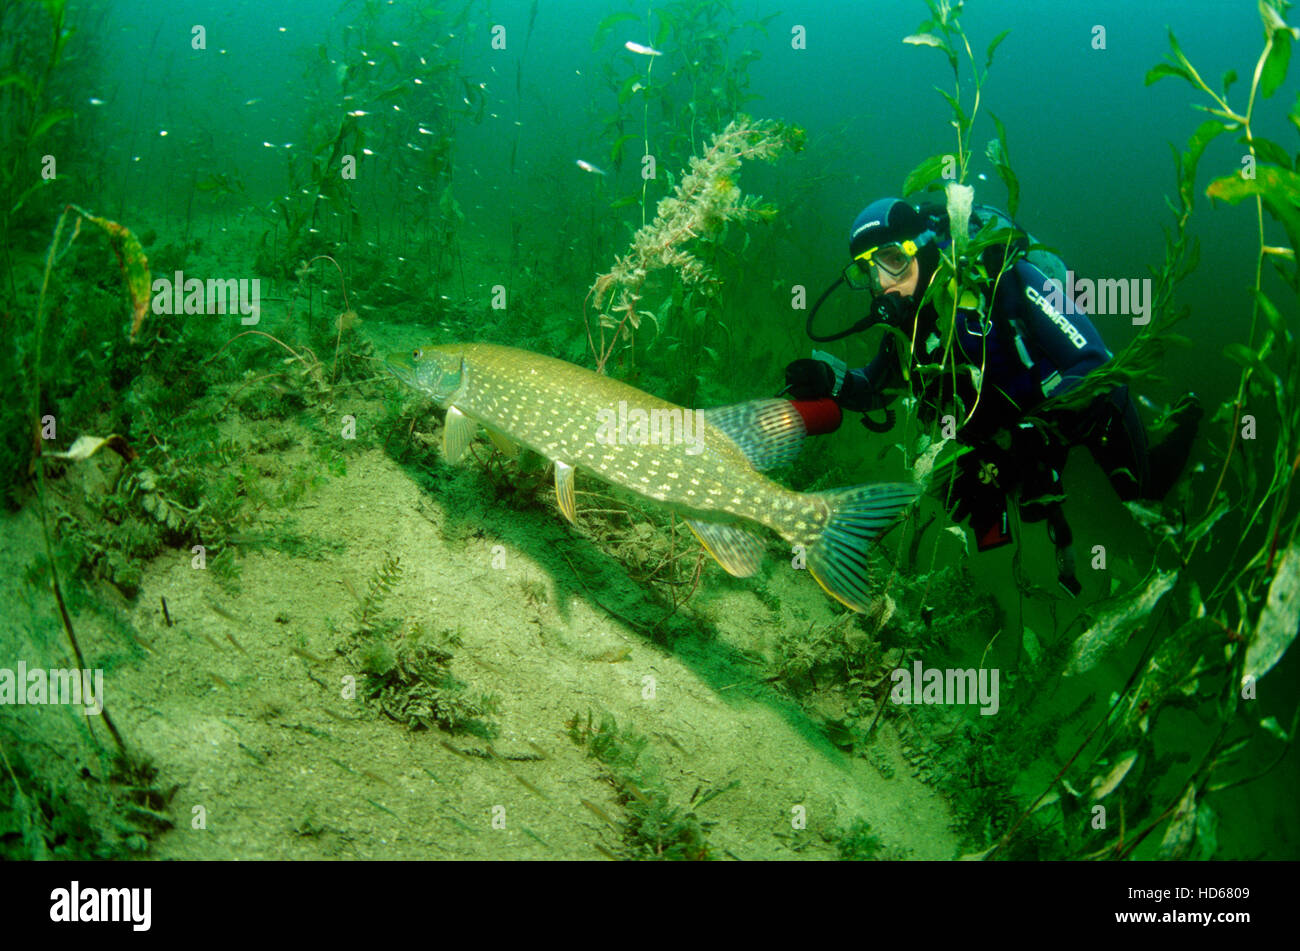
[259,0,486,284]
[288,253,361,382]
[836,818,885,860]
[0,199,201,858]
[901,0,1013,208]
[344,556,500,737]
[1139,6,1300,575]
[593,2,776,206]
[586,115,799,373]
[0,744,174,859]
[359,623,500,738]
[185,169,244,245]
[349,553,403,635]
[6,171,376,853]
[25,204,152,759]
[567,711,716,860]
[1014,1,1300,860]
[765,563,997,757]
[0,0,76,284]
[893,0,1027,449]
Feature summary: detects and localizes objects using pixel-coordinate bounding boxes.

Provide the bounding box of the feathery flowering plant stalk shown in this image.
[585,116,801,373]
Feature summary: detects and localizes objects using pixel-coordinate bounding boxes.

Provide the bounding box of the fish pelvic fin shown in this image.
[804,483,917,612]
[486,427,519,457]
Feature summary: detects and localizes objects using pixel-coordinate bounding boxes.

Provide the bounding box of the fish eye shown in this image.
[412,348,421,359]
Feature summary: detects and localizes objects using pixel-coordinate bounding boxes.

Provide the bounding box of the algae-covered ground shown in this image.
[1,320,965,858]
[102,443,959,860]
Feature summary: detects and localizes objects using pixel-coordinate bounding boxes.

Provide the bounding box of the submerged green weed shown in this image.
[344,557,499,738]
[349,553,403,634]
[359,624,500,739]
[835,819,885,860]
[567,711,715,860]
[0,746,174,860]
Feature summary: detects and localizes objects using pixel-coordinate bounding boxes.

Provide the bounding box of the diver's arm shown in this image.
[837,340,899,412]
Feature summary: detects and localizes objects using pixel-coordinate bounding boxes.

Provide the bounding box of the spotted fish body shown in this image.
[386,343,915,612]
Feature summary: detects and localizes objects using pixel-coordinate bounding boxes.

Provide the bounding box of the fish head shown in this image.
[385,345,465,404]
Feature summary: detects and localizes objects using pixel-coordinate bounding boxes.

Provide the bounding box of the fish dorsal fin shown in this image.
[701,399,806,470]
[554,460,577,523]
[686,519,766,577]
[443,405,476,463]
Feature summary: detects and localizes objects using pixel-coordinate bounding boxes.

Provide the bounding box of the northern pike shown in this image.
[386,343,916,612]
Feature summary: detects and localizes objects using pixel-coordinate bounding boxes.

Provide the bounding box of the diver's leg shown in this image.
[1084,386,1201,502]
[1083,386,1151,502]
[1146,394,1203,499]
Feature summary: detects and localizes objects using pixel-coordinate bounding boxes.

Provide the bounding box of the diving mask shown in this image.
[843,239,918,292]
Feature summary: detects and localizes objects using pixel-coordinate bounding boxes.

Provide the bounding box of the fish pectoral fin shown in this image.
[443,405,477,463]
[701,399,807,470]
[686,520,766,577]
[554,460,577,523]
[485,428,519,457]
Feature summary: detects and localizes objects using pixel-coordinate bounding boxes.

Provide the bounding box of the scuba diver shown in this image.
[782,197,1202,595]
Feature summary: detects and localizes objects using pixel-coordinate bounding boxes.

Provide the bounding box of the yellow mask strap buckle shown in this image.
[853,239,919,266]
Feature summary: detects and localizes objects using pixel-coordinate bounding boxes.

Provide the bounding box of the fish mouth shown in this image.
[384,351,418,388]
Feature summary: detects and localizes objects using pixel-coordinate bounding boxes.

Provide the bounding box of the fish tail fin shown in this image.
[804,483,917,612]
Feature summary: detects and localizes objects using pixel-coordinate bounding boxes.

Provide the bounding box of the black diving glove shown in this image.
[947,444,1014,523]
[784,359,837,400]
